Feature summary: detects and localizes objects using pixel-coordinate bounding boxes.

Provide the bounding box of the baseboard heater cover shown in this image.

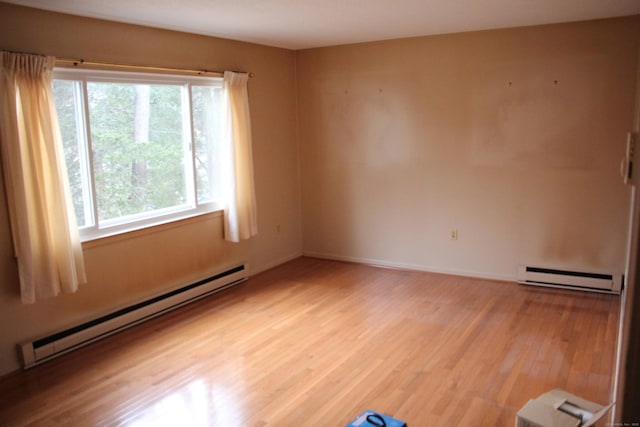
[20,264,247,369]
[517,265,622,294]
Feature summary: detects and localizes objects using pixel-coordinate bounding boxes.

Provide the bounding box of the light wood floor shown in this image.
[0,257,620,426]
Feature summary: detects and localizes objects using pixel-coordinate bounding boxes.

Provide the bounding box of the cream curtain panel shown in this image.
[222,71,258,242]
[0,51,86,304]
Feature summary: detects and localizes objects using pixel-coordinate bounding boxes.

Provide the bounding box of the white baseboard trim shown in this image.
[302,251,516,282]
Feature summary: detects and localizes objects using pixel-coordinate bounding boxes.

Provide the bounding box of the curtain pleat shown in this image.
[0,51,86,303]
[222,71,258,243]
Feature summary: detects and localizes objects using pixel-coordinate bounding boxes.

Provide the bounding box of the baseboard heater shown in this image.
[517,265,622,294]
[19,264,247,369]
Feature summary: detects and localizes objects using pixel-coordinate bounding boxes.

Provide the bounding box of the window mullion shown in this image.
[185,83,198,207]
[81,78,100,231]
[70,80,92,226]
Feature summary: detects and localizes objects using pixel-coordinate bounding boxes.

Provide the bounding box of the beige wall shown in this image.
[297,17,640,280]
[0,3,302,375]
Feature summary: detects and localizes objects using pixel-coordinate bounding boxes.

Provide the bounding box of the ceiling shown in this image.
[5,0,640,50]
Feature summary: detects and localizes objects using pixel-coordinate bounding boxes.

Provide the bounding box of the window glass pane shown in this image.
[53,79,91,227]
[192,85,224,203]
[86,82,188,222]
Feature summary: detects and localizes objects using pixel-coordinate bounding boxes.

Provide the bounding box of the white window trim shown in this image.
[54,68,225,242]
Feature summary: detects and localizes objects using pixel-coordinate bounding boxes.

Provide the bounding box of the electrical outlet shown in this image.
[450,229,458,240]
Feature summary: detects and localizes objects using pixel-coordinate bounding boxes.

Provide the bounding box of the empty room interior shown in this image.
[1,0,640,425]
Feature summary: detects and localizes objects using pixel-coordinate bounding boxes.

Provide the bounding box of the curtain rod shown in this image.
[55,58,255,78]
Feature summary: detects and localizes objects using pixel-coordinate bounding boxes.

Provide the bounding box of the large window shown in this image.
[53,69,224,240]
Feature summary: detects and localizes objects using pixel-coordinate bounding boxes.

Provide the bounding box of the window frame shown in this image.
[53,68,225,241]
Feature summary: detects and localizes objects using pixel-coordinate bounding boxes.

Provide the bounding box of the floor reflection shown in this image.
[122,378,242,426]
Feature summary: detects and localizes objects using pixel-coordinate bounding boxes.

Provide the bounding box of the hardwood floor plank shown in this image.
[0,257,619,426]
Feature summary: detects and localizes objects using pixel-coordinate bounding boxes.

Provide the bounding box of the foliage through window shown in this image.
[53,69,224,240]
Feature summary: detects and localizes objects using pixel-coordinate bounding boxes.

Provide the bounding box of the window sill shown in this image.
[81,209,224,250]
